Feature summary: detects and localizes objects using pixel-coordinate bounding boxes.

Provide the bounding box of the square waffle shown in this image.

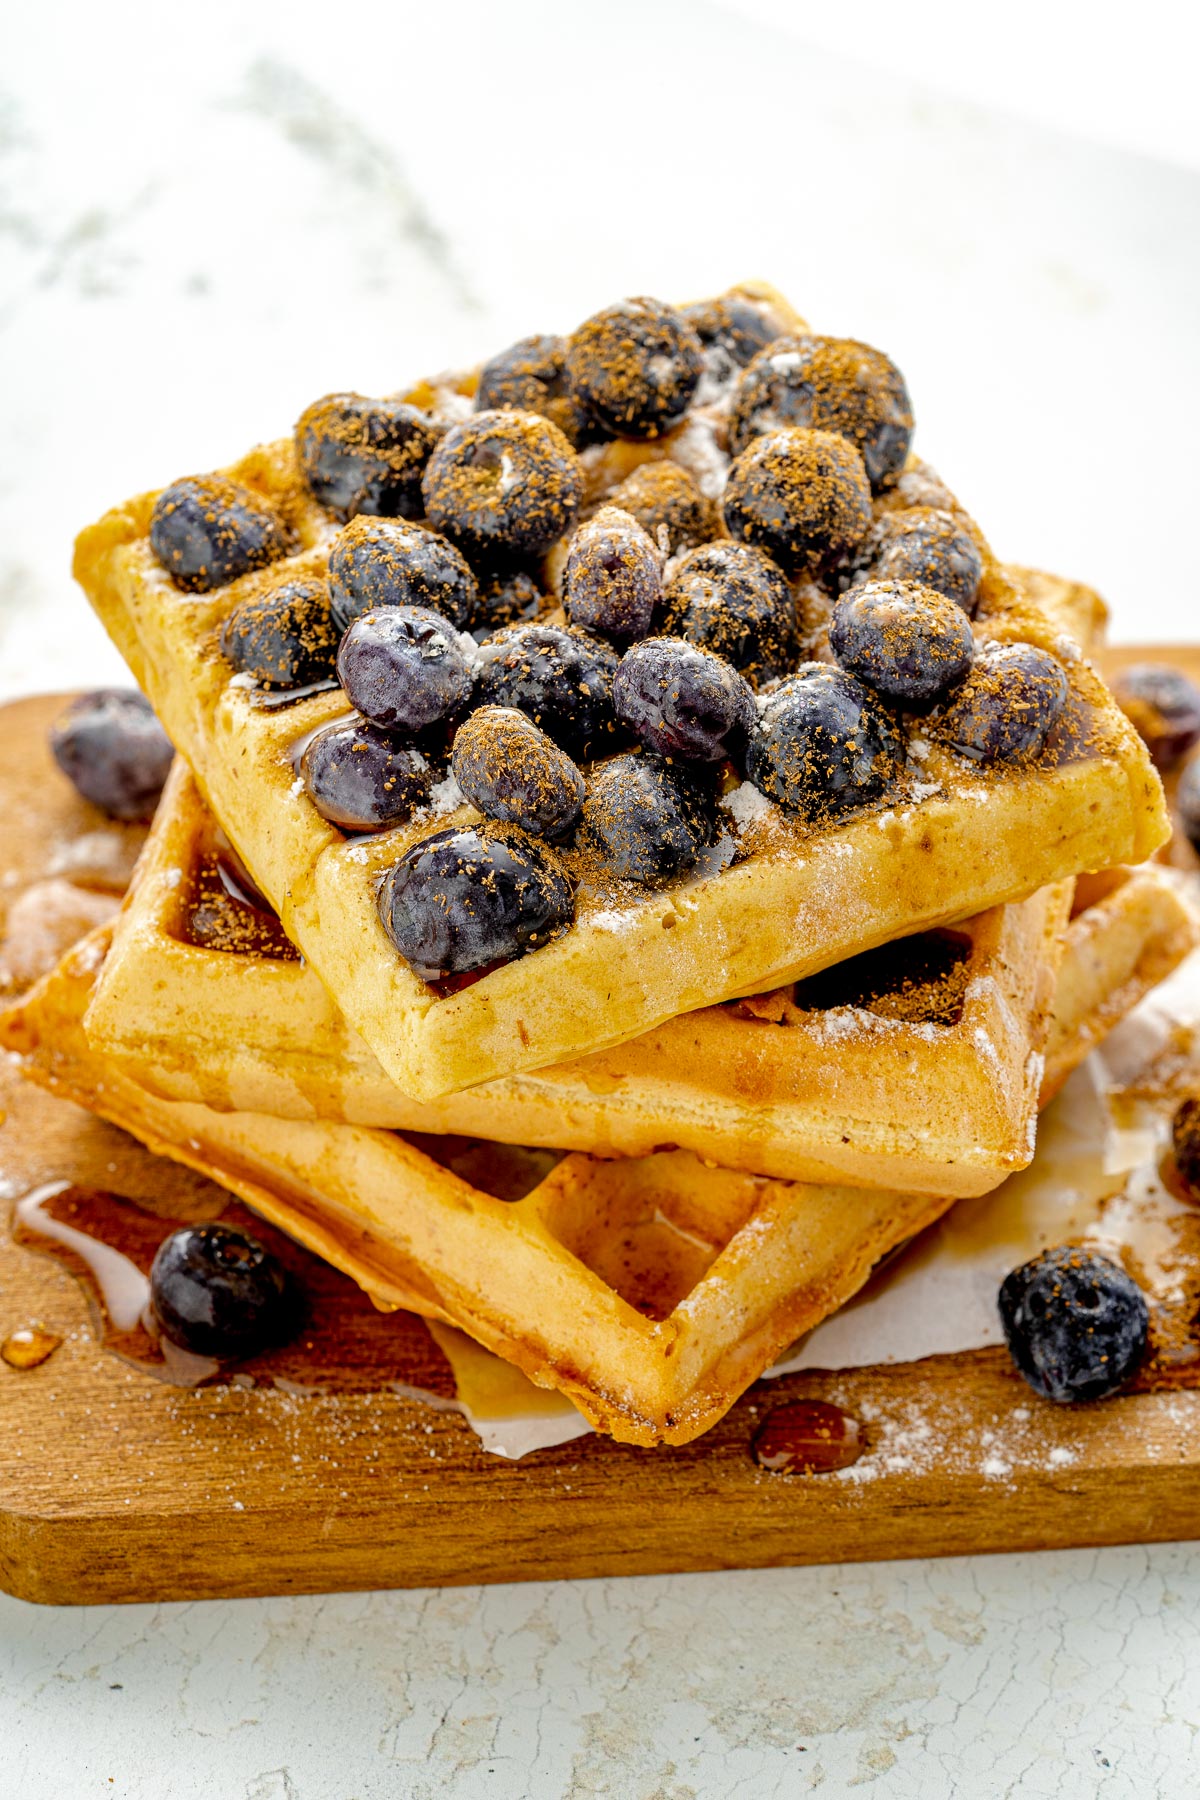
[88,761,1073,1197]
[72,288,1167,1101]
[4,857,1190,1446]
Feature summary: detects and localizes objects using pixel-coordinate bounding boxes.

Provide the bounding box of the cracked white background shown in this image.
[3,1,1200,1794]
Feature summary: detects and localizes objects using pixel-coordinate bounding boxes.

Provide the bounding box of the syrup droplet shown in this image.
[1,1323,63,1370]
[751,1398,863,1474]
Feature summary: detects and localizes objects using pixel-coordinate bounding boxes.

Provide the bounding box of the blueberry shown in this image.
[295,392,441,519]
[730,335,914,492]
[472,623,621,761]
[682,296,780,392]
[933,642,1068,762]
[607,460,720,555]
[562,506,661,642]
[830,580,975,710]
[1178,757,1200,855]
[471,569,547,640]
[48,689,174,822]
[378,824,574,978]
[149,475,292,593]
[476,333,566,412]
[336,606,473,732]
[871,507,983,615]
[564,297,703,439]
[422,410,582,561]
[300,717,434,830]
[613,638,755,764]
[1112,663,1200,772]
[659,542,797,687]
[452,706,584,839]
[581,753,717,884]
[327,516,478,634]
[149,1223,297,1360]
[219,578,339,689]
[723,428,873,575]
[746,664,902,820]
[998,1246,1149,1403]
[1171,1095,1200,1200]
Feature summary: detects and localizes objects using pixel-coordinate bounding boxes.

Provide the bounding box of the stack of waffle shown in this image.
[2,285,1185,1444]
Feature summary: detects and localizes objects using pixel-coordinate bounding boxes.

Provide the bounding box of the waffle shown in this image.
[88,762,1074,1196]
[72,289,1167,1101]
[4,865,1187,1446]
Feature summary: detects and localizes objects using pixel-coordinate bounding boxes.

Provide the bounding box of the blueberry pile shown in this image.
[998,1246,1149,1403]
[146,291,1081,984]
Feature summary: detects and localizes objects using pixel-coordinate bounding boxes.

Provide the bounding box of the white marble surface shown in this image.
[4,3,1200,1794]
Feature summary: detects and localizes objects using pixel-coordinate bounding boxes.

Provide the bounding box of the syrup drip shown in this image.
[752,1399,864,1474]
[1,1322,63,1370]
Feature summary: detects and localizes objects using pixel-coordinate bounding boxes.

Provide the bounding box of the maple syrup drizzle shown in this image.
[751,1399,864,1474]
[1,1323,63,1370]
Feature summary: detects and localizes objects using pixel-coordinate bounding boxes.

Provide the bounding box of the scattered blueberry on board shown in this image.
[295,393,441,520]
[328,517,478,634]
[49,690,174,821]
[377,824,574,978]
[150,475,292,593]
[1112,663,1200,771]
[149,1223,297,1361]
[301,718,434,831]
[997,1246,1149,1403]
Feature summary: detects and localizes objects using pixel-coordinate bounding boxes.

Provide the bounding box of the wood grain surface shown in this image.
[3,674,1200,1607]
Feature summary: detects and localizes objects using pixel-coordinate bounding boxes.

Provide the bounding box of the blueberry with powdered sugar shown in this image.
[295,393,442,520]
[730,335,914,492]
[869,507,983,616]
[998,1247,1149,1403]
[613,638,756,764]
[932,642,1068,763]
[150,475,292,593]
[581,754,718,885]
[562,507,661,643]
[451,706,584,839]
[564,297,703,440]
[723,428,873,575]
[659,542,797,687]
[300,717,434,831]
[378,825,574,978]
[829,580,975,709]
[337,606,474,732]
[746,664,902,820]
[328,517,478,634]
[220,578,339,690]
[422,411,582,561]
[472,623,622,762]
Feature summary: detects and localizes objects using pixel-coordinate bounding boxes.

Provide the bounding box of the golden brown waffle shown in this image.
[88,762,1075,1196]
[73,288,1167,1100]
[3,873,1188,1446]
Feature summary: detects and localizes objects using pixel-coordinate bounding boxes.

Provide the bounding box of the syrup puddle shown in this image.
[1,1322,63,1370]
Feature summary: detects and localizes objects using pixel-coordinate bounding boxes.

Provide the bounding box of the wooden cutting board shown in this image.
[3,676,1200,1607]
